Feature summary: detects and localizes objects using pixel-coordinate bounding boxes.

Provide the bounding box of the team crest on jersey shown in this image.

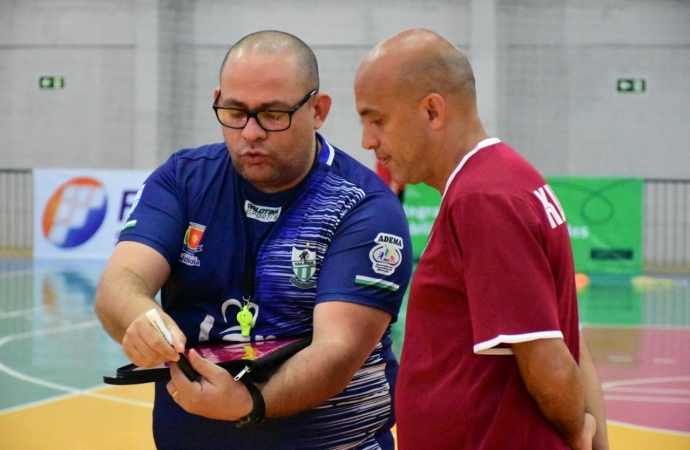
[290,244,317,289]
[369,233,403,275]
[180,222,206,267]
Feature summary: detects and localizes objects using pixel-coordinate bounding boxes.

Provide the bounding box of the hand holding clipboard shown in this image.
[104,333,311,386]
[145,309,201,382]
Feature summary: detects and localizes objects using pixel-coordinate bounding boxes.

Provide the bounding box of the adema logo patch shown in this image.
[42,177,108,248]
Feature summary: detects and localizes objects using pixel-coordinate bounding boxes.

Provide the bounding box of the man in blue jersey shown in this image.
[95,30,412,450]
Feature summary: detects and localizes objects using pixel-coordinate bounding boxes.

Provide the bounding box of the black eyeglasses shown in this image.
[213,90,317,132]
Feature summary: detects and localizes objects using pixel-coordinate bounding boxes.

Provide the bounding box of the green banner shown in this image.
[402,183,441,260]
[401,177,643,273]
[546,177,643,275]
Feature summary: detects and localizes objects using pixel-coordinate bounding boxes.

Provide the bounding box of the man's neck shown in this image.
[248,134,320,195]
[431,127,490,194]
[314,134,322,157]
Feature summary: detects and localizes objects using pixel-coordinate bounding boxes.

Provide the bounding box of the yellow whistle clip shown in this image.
[237,305,253,337]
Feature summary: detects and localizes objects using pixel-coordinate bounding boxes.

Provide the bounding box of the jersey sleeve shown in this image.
[118,154,187,267]
[455,191,564,354]
[315,190,412,322]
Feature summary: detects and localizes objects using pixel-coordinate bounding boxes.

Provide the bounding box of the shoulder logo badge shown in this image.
[369,233,403,275]
[290,244,317,289]
[180,222,206,267]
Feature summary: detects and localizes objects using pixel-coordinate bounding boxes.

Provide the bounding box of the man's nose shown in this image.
[361,126,379,151]
[241,116,267,141]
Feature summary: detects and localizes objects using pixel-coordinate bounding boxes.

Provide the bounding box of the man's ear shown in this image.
[213,87,221,101]
[312,93,332,130]
[421,93,445,130]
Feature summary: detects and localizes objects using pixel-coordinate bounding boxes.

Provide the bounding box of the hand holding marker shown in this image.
[145,309,201,382]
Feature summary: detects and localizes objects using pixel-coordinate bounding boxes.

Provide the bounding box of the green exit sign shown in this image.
[617,78,645,93]
[39,76,65,90]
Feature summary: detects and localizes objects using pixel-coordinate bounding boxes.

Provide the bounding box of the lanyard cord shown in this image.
[238,182,273,306]
[236,179,278,338]
[237,137,322,307]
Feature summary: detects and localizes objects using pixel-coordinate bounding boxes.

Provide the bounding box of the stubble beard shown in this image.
[231,147,314,193]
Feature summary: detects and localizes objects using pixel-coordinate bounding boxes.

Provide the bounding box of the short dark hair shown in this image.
[220,30,319,91]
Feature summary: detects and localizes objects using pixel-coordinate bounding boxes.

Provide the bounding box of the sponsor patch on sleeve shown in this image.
[368,233,403,275]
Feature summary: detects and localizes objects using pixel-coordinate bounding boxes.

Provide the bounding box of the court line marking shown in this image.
[0,320,100,348]
[0,307,51,319]
[604,394,690,404]
[0,384,153,415]
[608,420,690,437]
[0,320,154,414]
[582,323,690,330]
[602,376,690,435]
[606,387,690,395]
[87,388,154,408]
[602,376,690,389]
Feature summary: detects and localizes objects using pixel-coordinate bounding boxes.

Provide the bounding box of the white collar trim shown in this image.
[442,138,501,199]
[316,132,335,166]
[324,141,335,166]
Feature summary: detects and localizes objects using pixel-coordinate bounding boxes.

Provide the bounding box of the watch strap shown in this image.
[235,381,266,428]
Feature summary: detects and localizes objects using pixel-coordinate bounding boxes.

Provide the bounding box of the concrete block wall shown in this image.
[1,0,688,178]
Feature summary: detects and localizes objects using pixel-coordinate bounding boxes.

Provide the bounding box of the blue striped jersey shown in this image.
[120,132,412,449]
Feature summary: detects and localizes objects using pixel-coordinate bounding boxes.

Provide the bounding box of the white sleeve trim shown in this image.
[473,330,564,355]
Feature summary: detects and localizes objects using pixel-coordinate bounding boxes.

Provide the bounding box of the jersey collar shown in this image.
[315,132,335,166]
[442,137,501,200]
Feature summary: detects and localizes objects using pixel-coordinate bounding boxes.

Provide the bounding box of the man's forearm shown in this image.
[525,360,586,446]
[258,302,391,419]
[580,335,610,450]
[513,338,589,449]
[95,264,160,343]
[259,339,366,418]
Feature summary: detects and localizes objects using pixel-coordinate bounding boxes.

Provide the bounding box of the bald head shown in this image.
[354,29,489,192]
[220,30,319,91]
[357,28,475,104]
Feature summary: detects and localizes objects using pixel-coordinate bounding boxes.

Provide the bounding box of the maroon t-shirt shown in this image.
[395,139,580,450]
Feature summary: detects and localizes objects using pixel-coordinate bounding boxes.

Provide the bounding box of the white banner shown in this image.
[33,168,151,259]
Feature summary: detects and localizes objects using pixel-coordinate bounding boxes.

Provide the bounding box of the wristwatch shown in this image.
[235,382,266,428]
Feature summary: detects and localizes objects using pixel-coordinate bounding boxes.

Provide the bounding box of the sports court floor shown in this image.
[0,257,689,449]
